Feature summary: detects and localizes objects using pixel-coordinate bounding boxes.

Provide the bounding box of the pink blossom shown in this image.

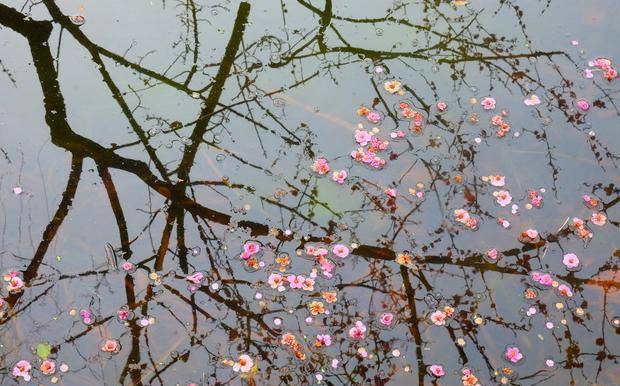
[312,157,331,175]
[576,99,590,111]
[384,188,396,198]
[480,97,496,110]
[6,276,24,293]
[302,277,315,291]
[121,262,134,271]
[562,253,580,269]
[495,190,512,207]
[12,360,32,381]
[505,346,523,363]
[332,244,350,258]
[366,111,382,124]
[348,320,367,340]
[379,312,394,326]
[489,175,505,187]
[268,273,284,290]
[186,271,204,284]
[40,359,56,375]
[390,130,406,139]
[429,364,445,377]
[331,170,347,184]
[243,241,261,255]
[590,212,607,226]
[232,354,253,373]
[583,69,594,78]
[436,101,448,111]
[525,229,539,239]
[316,334,332,346]
[430,310,447,326]
[354,130,373,146]
[287,274,304,289]
[558,284,573,297]
[486,248,499,261]
[101,339,120,353]
[539,274,553,286]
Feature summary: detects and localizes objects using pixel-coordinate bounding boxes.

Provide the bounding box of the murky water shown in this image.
[1,0,619,385]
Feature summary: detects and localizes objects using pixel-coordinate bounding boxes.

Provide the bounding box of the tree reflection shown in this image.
[0,0,618,385]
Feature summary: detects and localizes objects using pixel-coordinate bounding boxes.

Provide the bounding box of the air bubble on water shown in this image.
[191,92,201,99]
[470,86,478,94]
[313,106,320,112]
[412,39,419,47]
[375,28,384,36]
[611,316,620,328]
[191,247,201,256]
[216,154,226,162]
[170,351,179,359]
[148,128,160,136]
[213,135,221,144]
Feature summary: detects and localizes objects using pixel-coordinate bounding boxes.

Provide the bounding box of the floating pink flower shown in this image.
[348,320,367,340]
[186,271,204,285]
[486,248,499,261]
[562,253,580,269]
[101,339,120,353]
[430,310,447,326]
[558,284,573,297]
[384,188,396,198]
[40,359,56,375]
[332,244,350,258]
[312,157,331,175]
[331,170,347,184]
[268,273,285,291]
[243,241,261,256]
[379,312,394,326]
[6,275,24,293]
[287,274,304,289]
[489,175,505,187]
[315,334,332,347]
[354,130,373,146]
[436,101,448,111]
[429,364,445,377]
[366,111,382,124]
[302,277,315,291]
[12,360,32,381]
[525,228,539,239]
[590,212,607,226]
[121,261,134,271]
[576,99,590,111]
[480,97,496,110]
[505,346,523,363]
[232,354,254,373]
[495,190,512,207]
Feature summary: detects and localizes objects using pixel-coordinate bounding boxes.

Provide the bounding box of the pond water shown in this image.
[1,0,619,385]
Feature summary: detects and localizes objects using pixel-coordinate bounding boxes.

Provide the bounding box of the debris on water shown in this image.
[69,15,85,25]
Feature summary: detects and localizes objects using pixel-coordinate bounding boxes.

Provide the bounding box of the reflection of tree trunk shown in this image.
[98,166,132,259]
[5,155,82,307]
[176,2,251,182]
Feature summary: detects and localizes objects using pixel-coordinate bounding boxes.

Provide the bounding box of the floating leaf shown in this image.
[36,342,52,359]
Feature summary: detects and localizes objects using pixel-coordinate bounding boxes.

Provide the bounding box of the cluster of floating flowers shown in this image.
[429,305,456,326]
[281,332,307,360]
[586,57,618,81]
[582,194,607,227]
[569,216,593,241]
[239,240,265,270]
[3,270,24,293]
[530,271,573,297]
[453,208,478,230]
[490,110,511,138]
[268,272,315,292]
[350,128,389,169]
[12,359,70,382]
[397,100,425,135]
[303,244,349,278]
